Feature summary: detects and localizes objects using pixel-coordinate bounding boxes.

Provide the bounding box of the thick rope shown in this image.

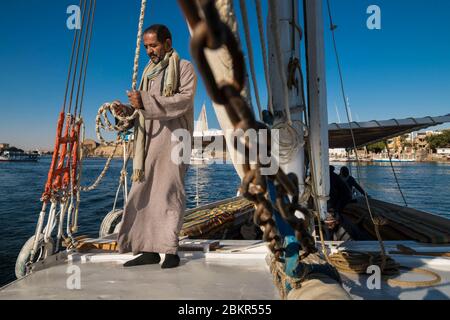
[327,251,441,288]
[112,141,132,212]
[79,141,120,192]
[239,0,262,120]
[95,0,148,146]
[270,257,304,300]
[254,0,273,114]
[132,0,147,91]
[95,101,137,145]
[272,121,303,164]
[82,0,148,195]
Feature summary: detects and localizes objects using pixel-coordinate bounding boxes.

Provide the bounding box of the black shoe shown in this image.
[123,252,161,267]
[161,254,180,269]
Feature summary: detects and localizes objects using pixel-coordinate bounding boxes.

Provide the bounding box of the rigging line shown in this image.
[239,0,262,120]
[67,0,89,116]
[302,0,311,123]
[290,0,296,54]
[384,141,409,207]
[77,0,97,118]
[62,0,83,113]
[254,0,273,114]
[326,0,388,265]
[74,0,94,118]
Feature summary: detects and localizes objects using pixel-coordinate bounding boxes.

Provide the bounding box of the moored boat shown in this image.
[0,150,39,162]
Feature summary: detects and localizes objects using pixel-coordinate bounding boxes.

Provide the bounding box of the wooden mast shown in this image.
[304,0,331,220]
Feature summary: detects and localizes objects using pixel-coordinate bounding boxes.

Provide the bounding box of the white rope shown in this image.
[272,121,304,164]
[268,0,292,125]
[254,0,273,115]
[95,101,137,146]
[71,120,86,234]
[112,141,132,212]
[79,142,120,192]
[132,0,147,90]
[82,0,148,197]
[95,0,148,146]
[239,0,262,120]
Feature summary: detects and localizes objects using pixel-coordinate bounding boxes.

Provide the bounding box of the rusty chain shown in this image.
[179,0,316,261]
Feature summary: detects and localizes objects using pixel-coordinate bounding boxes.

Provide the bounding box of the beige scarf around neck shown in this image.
[131,49,180,183]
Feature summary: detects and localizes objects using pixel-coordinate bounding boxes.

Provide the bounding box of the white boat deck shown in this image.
[0,240,280,300]
[1,240,449,300]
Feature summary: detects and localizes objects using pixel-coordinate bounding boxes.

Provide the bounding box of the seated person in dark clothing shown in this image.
[328,166,352,213]
[325,166,371,241]
[339,166,367,198]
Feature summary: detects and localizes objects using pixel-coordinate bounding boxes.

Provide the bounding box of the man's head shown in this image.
[325,209,339,230]
[340,166,350,178]
[143,24,172,64]
[329,165,336,174]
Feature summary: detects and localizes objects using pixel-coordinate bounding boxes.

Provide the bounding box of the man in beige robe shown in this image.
[115,24,196,269]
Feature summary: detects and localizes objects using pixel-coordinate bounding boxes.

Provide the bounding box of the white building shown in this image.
[329,148,347,158]
[437,148,450,155]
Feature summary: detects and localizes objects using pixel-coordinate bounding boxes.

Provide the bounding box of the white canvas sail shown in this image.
[194,103,209,134]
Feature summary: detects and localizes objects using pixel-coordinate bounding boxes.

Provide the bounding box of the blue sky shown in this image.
[0,0,449,150]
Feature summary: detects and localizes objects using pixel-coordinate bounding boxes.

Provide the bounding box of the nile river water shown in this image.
[0,157,449,287]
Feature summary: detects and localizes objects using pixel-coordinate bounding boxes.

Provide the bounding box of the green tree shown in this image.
[426,130,450,152]
[367,141,386,154]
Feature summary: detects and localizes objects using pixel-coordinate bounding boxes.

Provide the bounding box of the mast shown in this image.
[304,0,330,220]
[267,0,306,198]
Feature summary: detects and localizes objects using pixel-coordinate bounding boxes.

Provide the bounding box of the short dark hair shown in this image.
[143,24,172,43]
[340,166,349,177]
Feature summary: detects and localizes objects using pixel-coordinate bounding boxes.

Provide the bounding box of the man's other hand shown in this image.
[113,103,133,118]
[127,90,144,110]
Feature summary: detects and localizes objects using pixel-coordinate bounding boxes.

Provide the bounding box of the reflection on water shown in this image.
[0,158,449,286]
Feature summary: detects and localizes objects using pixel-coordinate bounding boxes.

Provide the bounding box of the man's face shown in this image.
[143,32,171,64]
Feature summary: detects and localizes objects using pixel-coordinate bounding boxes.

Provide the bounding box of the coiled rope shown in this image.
[95,0,147,145]
[272,121,304,165]
[87,0,148,191]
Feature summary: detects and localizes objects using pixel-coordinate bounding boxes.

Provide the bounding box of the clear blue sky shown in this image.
[0,0,449,150]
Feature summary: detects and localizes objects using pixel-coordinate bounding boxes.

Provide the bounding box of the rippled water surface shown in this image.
[0,158,449,286]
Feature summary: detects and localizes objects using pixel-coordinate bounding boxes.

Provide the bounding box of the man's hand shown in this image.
[113,102,133,118]
[127,90,144,110]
